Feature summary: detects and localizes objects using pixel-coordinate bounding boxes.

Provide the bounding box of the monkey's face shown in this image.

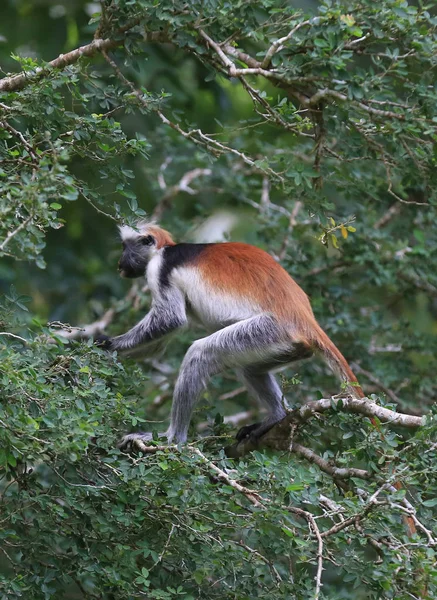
[118,235,155,278]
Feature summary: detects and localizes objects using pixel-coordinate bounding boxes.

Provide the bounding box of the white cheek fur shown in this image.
[146,254,163,296]
[118,220,160,242]
[118,225,141,241]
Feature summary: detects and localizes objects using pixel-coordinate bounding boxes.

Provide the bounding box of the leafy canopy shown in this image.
[0,0,436,598]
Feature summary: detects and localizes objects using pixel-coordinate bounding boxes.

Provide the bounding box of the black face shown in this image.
[118,235,155,278]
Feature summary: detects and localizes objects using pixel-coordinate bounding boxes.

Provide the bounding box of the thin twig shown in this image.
[374,203,401,229]
[190,447,264,507]
[236,541,282,584]
[150,524,177,569]
[351,364,408,409]
[0,216,33,252]
[278,200,303,260]
[152,168,212,220]
[284,506,324,598]
[292,443,371,481]
[0,120,38,161]
[262,20,311,68]
[0,332,27,344]
[51,308,115,340]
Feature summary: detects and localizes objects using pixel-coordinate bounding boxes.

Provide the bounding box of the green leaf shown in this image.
[281,527,294,537]
[286,483,305,491]
[7,454,17,467]
[423,498,437,507]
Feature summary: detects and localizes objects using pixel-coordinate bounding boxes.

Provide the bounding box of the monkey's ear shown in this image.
[141,235,155,246]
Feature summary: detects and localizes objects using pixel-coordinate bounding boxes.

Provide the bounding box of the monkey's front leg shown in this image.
[112,306,185,450]
[105,296,187,449]
[110,309,183,352]
[106,293,187,354]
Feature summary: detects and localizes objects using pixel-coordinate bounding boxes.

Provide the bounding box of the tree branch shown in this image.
[296,396,424,427]
[226,395,425,458]
[0,38,119,93]
[102,50,284,182]
[0,21,167,93]
[198,29,238,76]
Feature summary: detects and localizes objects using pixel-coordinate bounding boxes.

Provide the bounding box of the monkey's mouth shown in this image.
[119,266,145,279]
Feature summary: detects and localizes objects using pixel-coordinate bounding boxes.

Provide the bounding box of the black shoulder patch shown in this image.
[160,243,210,287]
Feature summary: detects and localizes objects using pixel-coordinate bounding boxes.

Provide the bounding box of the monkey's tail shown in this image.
[307,323,418,537]
[309,324,364,399]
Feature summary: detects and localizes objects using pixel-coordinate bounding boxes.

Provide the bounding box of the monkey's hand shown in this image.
[94,334,113,351]
[118,432,168,452]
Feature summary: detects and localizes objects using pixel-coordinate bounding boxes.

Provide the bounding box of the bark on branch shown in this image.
[0,38,120,92]
[226,395,425,458]
[0,24,167,93]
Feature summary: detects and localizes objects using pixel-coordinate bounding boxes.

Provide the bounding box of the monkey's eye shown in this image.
[141,235,154,246]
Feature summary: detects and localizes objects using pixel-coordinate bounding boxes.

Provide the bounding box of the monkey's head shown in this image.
[117,221,174,278]
[118,234,155,278]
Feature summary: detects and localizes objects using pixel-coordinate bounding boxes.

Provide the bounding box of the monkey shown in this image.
[103,220,364,448]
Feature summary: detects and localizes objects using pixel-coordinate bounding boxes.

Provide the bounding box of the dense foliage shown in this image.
[0,0,436,598]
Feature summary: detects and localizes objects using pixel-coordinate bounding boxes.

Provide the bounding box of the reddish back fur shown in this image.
[197,242,363,397]
[198,243,315,327]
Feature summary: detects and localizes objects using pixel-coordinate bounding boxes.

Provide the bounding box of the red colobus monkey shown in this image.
[105,221,364,447]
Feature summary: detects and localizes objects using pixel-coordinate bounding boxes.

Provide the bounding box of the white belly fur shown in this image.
[172,266,261,330]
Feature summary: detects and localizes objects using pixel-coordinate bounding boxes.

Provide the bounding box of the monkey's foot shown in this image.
[117,431,163,451]
[235,418,281,443]
[235,422,261,442]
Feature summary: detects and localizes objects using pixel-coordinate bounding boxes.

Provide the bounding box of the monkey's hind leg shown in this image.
[235,369,287,442]
[166,315,290,444]
[235,342,313,444]
[120,316,307,449]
